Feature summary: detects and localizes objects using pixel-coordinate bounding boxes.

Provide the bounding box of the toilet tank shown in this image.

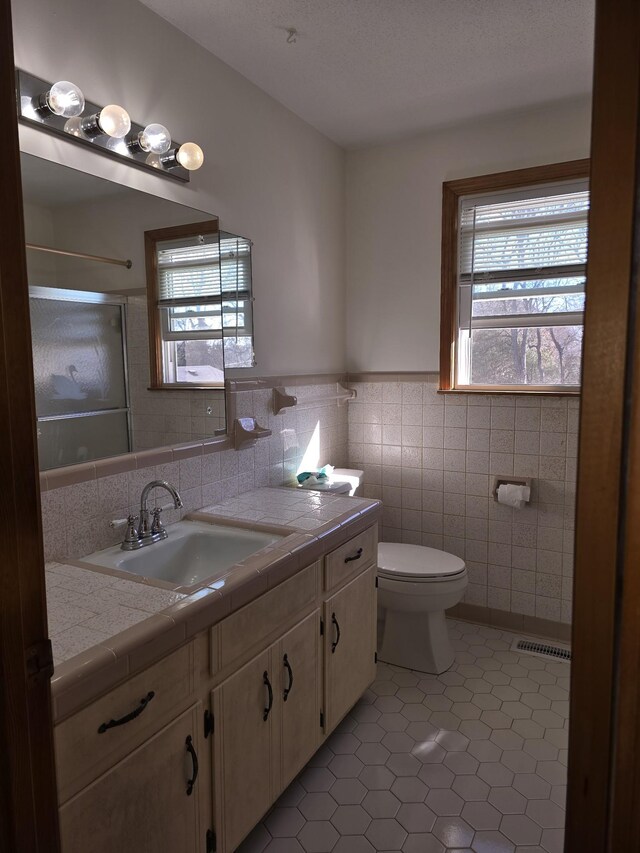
[331,468,365,497]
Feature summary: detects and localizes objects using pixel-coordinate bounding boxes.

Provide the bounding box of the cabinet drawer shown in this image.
[324,525,377,592]
[216,562,318,672]
[55,641,195,804]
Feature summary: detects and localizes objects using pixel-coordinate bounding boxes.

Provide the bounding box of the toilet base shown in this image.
[378,608,455,675]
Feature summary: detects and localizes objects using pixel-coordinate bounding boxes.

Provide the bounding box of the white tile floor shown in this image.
[238,620,569,853]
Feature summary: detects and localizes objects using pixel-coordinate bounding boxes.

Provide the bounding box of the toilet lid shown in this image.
[378,543,466,581]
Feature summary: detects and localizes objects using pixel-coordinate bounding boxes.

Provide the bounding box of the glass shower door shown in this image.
[29,287,130,470]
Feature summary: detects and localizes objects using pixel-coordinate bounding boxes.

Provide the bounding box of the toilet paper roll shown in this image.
[497,483,531,509]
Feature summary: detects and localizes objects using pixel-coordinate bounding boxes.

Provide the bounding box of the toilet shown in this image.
[377,543,468,674]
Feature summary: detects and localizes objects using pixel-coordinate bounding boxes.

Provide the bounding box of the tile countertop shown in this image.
[48,487,381,721]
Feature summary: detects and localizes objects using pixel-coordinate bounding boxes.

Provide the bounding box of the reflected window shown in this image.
[146,220,254,388]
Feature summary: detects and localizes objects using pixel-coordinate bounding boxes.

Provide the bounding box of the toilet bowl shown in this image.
[377,543,467,675]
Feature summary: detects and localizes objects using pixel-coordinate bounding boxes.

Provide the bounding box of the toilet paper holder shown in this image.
[491,476,532,502]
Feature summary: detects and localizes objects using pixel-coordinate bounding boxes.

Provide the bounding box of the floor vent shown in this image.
[511,638,571,662]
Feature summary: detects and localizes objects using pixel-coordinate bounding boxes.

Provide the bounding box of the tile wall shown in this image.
[40,367,577,628]
[126,296,226,449]
[40,380,348,563]
[347,377,578,625]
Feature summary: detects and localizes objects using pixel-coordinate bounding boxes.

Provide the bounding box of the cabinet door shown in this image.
[59,704,202,853]
[212,648,273,853]
[277,610,322,792]
[324,566,377,732]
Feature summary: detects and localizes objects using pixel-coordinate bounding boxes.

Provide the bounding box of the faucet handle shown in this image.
[123,514,139,546]
[151,507,165,536]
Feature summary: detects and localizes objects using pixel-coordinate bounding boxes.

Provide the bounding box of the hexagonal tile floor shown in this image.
[238,619,569,853]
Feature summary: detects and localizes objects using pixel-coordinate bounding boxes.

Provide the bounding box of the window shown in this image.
[440,160,590,392]
[145,220,254,388]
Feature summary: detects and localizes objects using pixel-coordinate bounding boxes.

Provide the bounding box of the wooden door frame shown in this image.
[0,0,60,849]
[565,0,640,850]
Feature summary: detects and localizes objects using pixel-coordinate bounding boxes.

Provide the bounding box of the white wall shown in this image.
[23,202,58,286]
[12,0,346,376]
[345,97,592,372]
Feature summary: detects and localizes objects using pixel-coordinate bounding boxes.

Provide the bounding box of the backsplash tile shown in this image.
[348,377,577,625]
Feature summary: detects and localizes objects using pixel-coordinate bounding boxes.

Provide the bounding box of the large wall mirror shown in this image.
[21,153,252,470]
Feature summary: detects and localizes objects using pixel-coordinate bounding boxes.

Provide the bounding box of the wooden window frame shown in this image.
[439,159,591,393]
[144,218,221,390]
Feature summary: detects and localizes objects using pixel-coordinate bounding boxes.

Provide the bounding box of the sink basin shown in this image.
[83,520,283,588]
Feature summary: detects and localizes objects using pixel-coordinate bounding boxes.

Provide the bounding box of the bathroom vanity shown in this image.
[49,489,380,853]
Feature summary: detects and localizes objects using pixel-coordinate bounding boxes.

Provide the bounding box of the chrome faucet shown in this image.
[120,480,183,551]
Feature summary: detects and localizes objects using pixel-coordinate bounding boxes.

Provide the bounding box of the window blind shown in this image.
[459,186,589,282]
[458,182,589,333]
[157,232,252,305]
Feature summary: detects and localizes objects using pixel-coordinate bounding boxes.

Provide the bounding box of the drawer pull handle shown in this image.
[263,671,273,721]
[344,547,364,564]
[283,654,294,701]
[331,613,341,654]
[97,691,155,733]
[185,735,198,796]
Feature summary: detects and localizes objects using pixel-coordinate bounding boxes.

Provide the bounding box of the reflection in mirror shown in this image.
[146,222,255,390]
[20,153,243,470]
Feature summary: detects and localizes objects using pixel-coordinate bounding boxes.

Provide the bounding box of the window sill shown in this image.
[438,387,581,397]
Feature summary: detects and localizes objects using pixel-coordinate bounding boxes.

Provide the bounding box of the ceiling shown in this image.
[140,0,595,149]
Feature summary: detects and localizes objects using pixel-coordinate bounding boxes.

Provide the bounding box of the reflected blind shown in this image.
[157,233,252,306]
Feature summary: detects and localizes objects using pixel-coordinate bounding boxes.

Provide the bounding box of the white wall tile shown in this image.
[423,405,445,426]
[445,406,468,428]
[467,406,490,429]
[491,407,516,430]
[467,429,490,452]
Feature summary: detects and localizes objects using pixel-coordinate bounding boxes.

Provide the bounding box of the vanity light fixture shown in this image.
[161,142,205,172]
[35,80,85,118]
[17,70,203,183]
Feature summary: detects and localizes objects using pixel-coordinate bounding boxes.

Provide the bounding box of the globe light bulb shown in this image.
[45,80,85,117]
[176,142,204,171]
[97,104,131,138]
[138,123,172,154]
[63,116,85,137]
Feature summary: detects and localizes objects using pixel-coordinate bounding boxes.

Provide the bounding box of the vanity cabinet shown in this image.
[278,610,322,789]
[55,523,378,853]
[324,565,377,731]
[212,610,321,852]
[211,648,274,852]
[58,703,203,853]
